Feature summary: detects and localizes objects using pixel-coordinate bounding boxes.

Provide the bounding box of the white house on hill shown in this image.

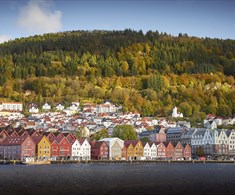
[172,107,183,118]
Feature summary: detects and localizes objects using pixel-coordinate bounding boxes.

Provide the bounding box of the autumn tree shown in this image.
[91,128,109,141]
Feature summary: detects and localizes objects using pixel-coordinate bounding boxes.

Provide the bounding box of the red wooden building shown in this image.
[0,130,9,143]
[0,135,35,161]
[165,142,175,160]
[173,141,184,160]
[50,136,71,160]
[90,141,108,160]
[183,143,192,160]
[156,142,166,160]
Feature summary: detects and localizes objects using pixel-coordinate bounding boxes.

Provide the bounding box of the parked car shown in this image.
[199,157,206,161]
[137,157,146,160]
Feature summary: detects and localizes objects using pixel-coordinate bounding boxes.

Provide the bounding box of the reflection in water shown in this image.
[0,163,235,195]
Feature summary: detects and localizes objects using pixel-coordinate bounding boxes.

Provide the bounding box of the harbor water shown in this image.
[0,163,235,195]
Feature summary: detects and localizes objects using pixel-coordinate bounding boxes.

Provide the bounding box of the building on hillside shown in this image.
[138,125,166,143]
[172,107,183,118]
[55,104,64,111]
[205,120,217,130]
[180,129,195,145]
[29,104,39,113]
[0,102,23,112]
[166,127,187,143]
[42,103,51,111]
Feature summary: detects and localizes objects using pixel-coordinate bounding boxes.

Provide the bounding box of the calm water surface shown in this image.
[0,163,235,195]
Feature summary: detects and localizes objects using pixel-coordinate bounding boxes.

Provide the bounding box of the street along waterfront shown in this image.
[0,163,235,195]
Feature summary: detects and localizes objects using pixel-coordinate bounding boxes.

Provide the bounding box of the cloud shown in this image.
[0,35,11,43]
[17,0,62,35]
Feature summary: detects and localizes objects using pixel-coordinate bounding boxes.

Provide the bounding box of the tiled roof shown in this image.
[0,135,28,146]
[124,140,140,147]
[31,135,44,144]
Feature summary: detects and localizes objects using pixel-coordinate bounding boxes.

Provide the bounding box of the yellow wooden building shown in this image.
[122,142,134,160]
[32,135,51,160]
[124,140,143,159]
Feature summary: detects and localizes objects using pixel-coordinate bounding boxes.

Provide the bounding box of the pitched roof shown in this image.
[92,141,107,148]
[226,129,233,137]
[31,135,44,144]
[78,138,87,145]
[124,140,141,147]
[0,135,29,146]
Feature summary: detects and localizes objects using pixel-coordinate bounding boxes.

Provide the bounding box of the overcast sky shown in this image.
[0,0,235,43]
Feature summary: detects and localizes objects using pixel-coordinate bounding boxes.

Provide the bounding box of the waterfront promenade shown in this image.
[1,159,235,165]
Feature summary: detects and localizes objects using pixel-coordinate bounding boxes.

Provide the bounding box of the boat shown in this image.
[23,160,51,165]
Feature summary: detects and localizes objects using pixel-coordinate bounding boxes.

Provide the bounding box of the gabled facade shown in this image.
[156,142,166,159]
[32,135,51,160]
[183,143,192,160]
[90,141,108,160]
[49,137,71,160]
[0,130,9,143]
[78,138,91,160]
[99,137,124,160]
[205,120,217,130]
[111,140,122,160]
[122,142,134,160]
[125,140,143,158]
[50,137,59,160]
[29,105,39,113]
[58,137,72,159]
[226,130,235,156]
[42,103,51,111]
[173,141,184,160]
[149,142,157,160]
[191,128,213,155]
[55,104,64,111]
[71,139,81,160]
[212,129,229,156]
[165,142,175,160]
[143,142,151,159]
[180,129,195,145]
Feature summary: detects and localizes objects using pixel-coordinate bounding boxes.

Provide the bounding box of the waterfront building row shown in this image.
[91,137,191,161]
[0,130,91,161]
[0,128,191,161]
[139,126,235,157]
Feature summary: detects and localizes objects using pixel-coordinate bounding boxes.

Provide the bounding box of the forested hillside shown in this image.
[0,29,235,119]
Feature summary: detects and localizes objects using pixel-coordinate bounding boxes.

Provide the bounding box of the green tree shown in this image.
[179,102,193,117]
[196,146,205,157]
[140,137,150,143]
[91,128,109,141]
[112,125,137,140]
